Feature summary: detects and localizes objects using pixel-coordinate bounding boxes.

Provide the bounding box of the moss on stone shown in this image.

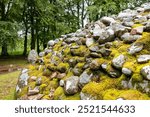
[131,73,143,82]
[54,87,66,100]
[63,47,71,56]
[49,78,59,89]
[64,93,80,100]
[132,24,143,28]
[17,86,28,98]
[123,62,136,72]
[57,62,69,73]
[42,95,50,100]
[42,69,52,76]
[47,64,57,71]
[53,41,62,51]
[75,63,85,68]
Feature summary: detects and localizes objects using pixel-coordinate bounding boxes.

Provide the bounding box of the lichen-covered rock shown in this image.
[28,50,38,63]
[16,2,150,100]
[64,76,79,95]
[141,65,150,80]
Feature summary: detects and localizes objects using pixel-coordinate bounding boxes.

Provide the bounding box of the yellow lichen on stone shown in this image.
[132,24,143,28]
[54,86,65,100]
[57,62,69,72]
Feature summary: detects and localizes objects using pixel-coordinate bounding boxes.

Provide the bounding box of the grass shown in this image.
[0,71,20,100]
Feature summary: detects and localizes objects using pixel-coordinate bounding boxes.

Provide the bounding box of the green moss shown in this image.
[71,45,89,57]
[42,69,52,76]
[39,84,47,93]
[75,63,85,68]
[102,89,121,100]
[57,62,69,73]
[42,95,50,100]
[47,64,57,71]
[132,24,143,28]
[102,89,150,100]
[123,62,136,72]
[53,41,62,51]
[64,93,80,100]
[119,90,150,100]
[41,76,50,86]
[63,47,71,56]
[131,73,143,82]
[49,79,59,89]
[54,87,66,100]
[17,86,28,98]
[82,78,120,99]
[136,32,150,52]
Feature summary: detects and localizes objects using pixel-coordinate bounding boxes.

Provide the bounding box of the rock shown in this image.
[44,48,52,54]
[144,22,150,32]
[138,80,150,93]
[86,38,95,47]
[141,65,150,80]
[68,59,77,67]
[121,33,141,43]
[28,50,38,64]
[98,48,112,57]
[137,55,150,63]
[79,70,93,87]
[122,68,132,76]
[28,87,40,96]
[64,76,79,95]
[75,29,88,37]
[65,37,79,44]
[89,59,101,70]
[28,94,44,100]
[48,40,55,47]
[72,68,82,76]
[39,52,45,57]
[57,73,66,79]
[89,45,99,52]
[80,92,97,100]
[90,52,102,58]
[128,43,143,54]
[112,23,128,37]
[101,17,116,26]
[30,76,37,81]
[108,68,122,78]
[122,21,134,27]
[18,71,29,88]
[112,54,126,69]
[59,80,65,87]
[70,46,80,49]
[121,80,129,89]
[36,77,42,86]
[50,72,58,78]
[131,26,144,35]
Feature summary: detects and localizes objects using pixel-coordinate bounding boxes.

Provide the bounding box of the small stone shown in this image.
[101,17,116,26]
[112,54,126,69]
[128,43,143,54]
[68,59,77,67]
[141,65,150,80]
[28,50,38,64]
[48,40,55,47]
[50,72,58,78]
[137,55,150,63]
[28,94,44,100]
[30,76,37,81]
[98,48,112,57]
[39,52,45,57]
[89,45,99,52]
[72,68,83,76]
[80,92,97,100]
[79,70,93,87]
[131,26,144,35]
[36,77,42,86]
[64,76,79,95]
[86,38,95,47]
[90,52,102,58]
[59,80,65,87]
[122,68,132,76]
[28,87,40,96]
[89,59,101,70]
[57,73,66,79]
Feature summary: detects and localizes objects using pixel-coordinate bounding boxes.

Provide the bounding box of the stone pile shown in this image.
[16,2,150,100]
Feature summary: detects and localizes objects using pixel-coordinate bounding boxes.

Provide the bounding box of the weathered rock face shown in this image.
[16,3,150,100]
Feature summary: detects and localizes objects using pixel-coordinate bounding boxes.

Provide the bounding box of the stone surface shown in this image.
[141,66,150,80]
[137,55,150,63]
[122,68,132,76]
[86,38,95,47]
[48,40,55,47]
[28,50,38,63]
[79,70,93,87]
[128,43,143,54]
[80,92,97,100]
[112,54,126,69]
[64,76,79,95]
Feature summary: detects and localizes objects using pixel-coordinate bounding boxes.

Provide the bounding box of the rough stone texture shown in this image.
[64,76,79,95]
[28,50,38,63]
[16,2,150,100]
[112,54,126,69]
[141,66,150,80]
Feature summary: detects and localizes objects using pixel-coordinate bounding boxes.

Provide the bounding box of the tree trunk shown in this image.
[81,0,84,28]
[1,1,9,56]
[1,44,8,56]
[77,1,80,29]
[30,6,35,50]
[23,27,28,56]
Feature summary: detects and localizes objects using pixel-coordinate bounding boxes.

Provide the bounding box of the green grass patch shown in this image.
[0,71,20,100]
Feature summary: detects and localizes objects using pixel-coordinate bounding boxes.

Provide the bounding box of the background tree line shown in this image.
[0,0,149,56]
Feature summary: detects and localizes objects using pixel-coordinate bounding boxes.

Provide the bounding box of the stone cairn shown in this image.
[16,3,150,100]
